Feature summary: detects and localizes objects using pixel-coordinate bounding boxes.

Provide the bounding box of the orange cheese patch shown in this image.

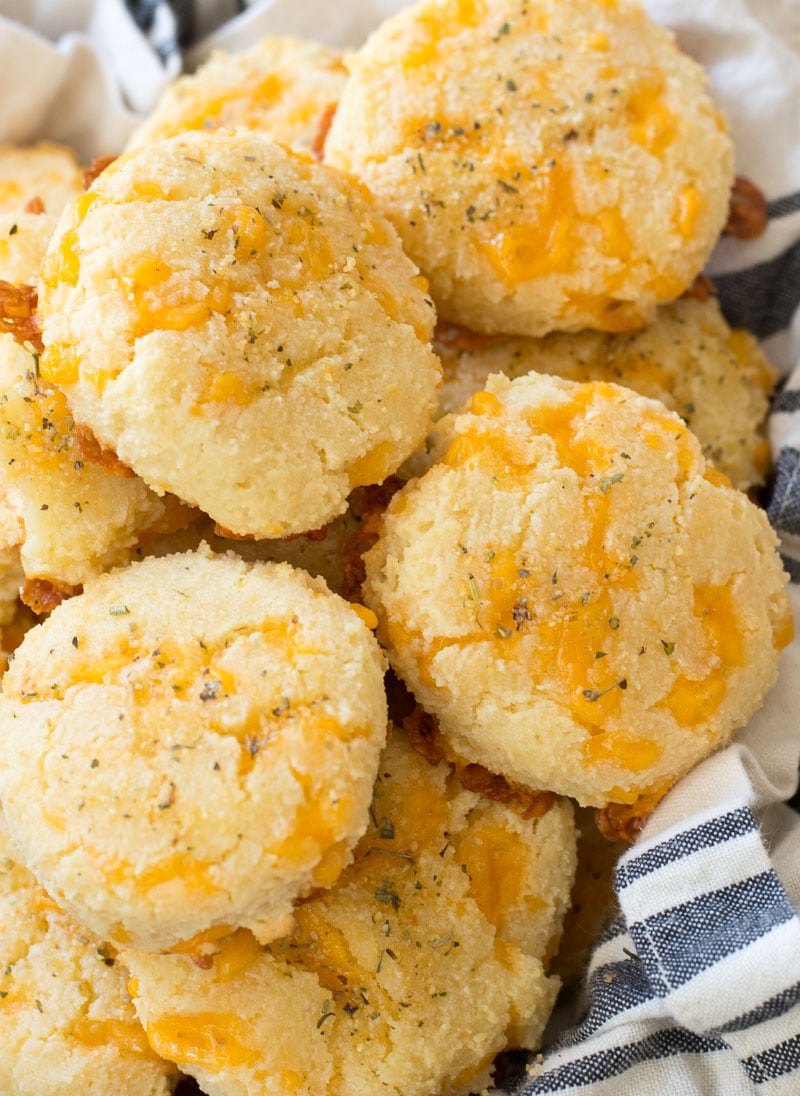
[455,821,526,935]
[626,72,677,156]
[660,584,743,727]
[399,0,489,70]
[40,191,98,289]
[483,162,575,286]
[74,1018,154,1058]
[147,1013,261,1069]
[165,73,286,136]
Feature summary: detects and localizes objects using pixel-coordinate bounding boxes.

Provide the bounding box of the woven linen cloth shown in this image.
[0,0,798,1092]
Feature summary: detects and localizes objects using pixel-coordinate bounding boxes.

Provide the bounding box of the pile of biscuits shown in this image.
[0,2,792,1094]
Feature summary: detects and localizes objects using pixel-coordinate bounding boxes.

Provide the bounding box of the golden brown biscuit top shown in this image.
[0,550,389,952]
[36,130,440,537]
[326,0,733,334]
[127,35,348,155]
[364,374,791,806]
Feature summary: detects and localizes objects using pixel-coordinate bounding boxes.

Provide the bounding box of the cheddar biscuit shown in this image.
[0,544,24,631]
[0,210,57,283]
[0,817,176,1096]
[433,296,776,492]
[127,36,347,156]
[0,549,388,951]
[0,212,180,596]
[0,601,36,679]
[325,0,733,336]
[0,214,51,615]
[0,143,83,216]
[0,333,26,627]
[364,374,792,808]
[0,382,24,632]
[0,370,187,593]
[38,131,441,537]
[124,729,577,1096]
[0,211,57,392]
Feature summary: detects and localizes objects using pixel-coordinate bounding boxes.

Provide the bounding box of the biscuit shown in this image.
[432,296,776,492]
[0,213,56,618]
[127,36,347,157]
[0,143,83,217]
[0,349,25,628]
[0,545,24,631]
[124,729,577,1096]
[0,212,57,391]
[37,131,441,537]
[325,0,733,336]
[364,374,792,808]
[0,601,36,677]
[0,333,33,397]
[0,451,22,634]
[0,212,183,596]
[0,816,176,1095]
[0,210,57,283]
[0,371,188,594]
[0,549,388,951]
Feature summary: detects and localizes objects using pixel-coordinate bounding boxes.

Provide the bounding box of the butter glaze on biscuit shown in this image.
[326,0,733,336]
[0,549,388,951]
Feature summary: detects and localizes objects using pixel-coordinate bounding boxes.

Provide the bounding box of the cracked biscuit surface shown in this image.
[0,549,388,952]
[37,130,441,537]
[124,728,577,1096]
[364,374,792,808]
[325,0,733,336]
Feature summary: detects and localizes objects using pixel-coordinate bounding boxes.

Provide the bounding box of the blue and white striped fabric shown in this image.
[770,361,800,588]
[124,0,186,66]
[123,0,246,65]
[517,802,800,1094]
